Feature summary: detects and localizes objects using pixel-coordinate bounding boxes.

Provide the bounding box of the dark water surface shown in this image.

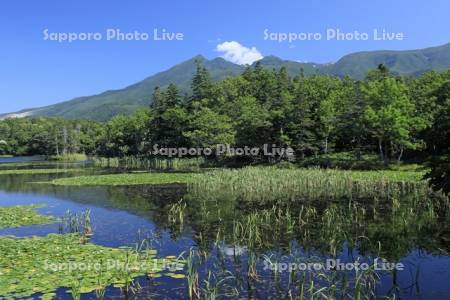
[0,157,449,299]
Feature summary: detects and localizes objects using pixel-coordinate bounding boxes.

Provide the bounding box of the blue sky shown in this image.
[1,0,449,113]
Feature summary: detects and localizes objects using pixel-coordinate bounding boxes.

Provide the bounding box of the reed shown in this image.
[49,153,87,161]
[188,167,431,205]
[185,248,200,300]
[93,156,205,171]
[69,276,82,300]
[59,209,93,243]
[168,200,187,232]
[202,271,235,300]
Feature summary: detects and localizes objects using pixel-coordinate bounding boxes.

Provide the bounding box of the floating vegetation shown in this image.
[1,163,448,299]
[50,172,198,186]
[0,234,184,299]
[188,167,431,204]
[0,205,55,228]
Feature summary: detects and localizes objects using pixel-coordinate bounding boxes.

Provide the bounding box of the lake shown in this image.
[0,158,449,299]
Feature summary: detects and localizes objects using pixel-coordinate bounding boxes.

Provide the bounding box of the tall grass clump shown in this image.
[59,209,93,243]
[188,167,431,204]
[49,153,88,161]
[93,156,205,171]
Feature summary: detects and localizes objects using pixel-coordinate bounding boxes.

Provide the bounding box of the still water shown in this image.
[0,158,449,299]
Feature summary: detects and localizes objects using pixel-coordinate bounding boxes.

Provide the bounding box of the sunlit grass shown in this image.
[51,172,198,186]
[188,167,430,204]
[49,153,88,161]
[349,169,426,182]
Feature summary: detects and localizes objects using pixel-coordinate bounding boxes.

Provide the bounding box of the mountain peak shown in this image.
[189,54,207,62]
[2,42,449,121]
[260,55,283,62]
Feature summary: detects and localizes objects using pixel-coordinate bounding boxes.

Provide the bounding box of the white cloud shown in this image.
[216,41,263,65]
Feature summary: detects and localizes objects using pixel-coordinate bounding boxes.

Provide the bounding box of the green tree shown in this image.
[165,83,182,107]
[426,81,450,193]
[191,60,213,103]
[184,102,235,148]
[362,77,426,161]
[318,94,337,154]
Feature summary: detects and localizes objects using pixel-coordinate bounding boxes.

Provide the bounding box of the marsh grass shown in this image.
[59,209,93,243]
[49,153,88,161]
[93,156,205,171]
[51,172,197,186]
[188,167,430,204]
[185,248,200,299]
[162,191,447,299]
[168,200,187,232]
[202,270,236,300]
[259,252,382,299]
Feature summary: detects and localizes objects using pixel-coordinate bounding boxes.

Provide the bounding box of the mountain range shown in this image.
[3,42,450,121]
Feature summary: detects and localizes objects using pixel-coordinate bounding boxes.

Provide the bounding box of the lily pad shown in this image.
[0,205,55,229]
[0,234,185,298]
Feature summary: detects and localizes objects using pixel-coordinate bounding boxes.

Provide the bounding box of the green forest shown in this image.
[1,62,449,192]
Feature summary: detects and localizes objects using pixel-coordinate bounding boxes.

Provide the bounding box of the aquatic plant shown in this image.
[0,233,184,299]
[51,172,198,186]
[202,271,235,300]
[168,199,187,232]
[185,248,200,299]
[93,156,205,171]
[0,205,55,228]
[59,209,93,242]
[49,153,88,162]
[188,167,431,204]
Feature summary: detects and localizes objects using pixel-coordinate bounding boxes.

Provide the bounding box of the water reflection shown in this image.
[0,163,449,299]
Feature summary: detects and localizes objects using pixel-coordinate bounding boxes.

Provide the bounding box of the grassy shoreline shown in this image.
[48,153,88,161]
[51,172,197,186]
[186,167,430,204]
[48,166,427,190]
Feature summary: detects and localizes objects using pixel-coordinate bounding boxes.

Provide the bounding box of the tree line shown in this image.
[0,62,449,189]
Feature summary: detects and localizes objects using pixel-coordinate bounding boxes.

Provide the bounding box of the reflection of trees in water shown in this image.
[1,172,448,262]
[160,191,450,261]
[1,171,449,298]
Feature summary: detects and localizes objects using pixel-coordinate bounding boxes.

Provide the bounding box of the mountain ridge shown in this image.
[2,42,450,121]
